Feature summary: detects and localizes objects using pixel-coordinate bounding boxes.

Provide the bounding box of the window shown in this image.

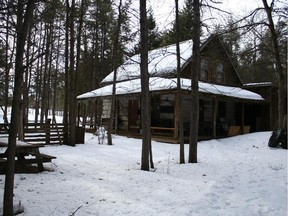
[200,59,209,80]
[216,63,223,83]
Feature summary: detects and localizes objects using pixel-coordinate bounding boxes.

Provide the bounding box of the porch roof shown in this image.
[77,77,264,101]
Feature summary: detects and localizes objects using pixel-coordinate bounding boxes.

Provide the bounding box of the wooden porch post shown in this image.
[83,100,87,127]
[94,99,97,127]
[77,102,81,127]
[241,103,245,134]
[89,99,94,127]
[115,98,118,133]
[174,93,179,139]
[97,98,103,125]
[212,97,218,137]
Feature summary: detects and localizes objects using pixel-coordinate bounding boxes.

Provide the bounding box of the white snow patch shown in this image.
[0,132,287,216]
[77,77,264,101]
[102,40,193,83]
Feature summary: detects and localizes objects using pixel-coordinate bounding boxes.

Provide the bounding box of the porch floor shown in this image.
[116,130,223,144]
[85,128,225,144]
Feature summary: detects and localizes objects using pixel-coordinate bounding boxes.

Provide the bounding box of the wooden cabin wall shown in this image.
[226,101,236,126]
[99,98,111,127]
[158,94,174,127]
[247,86,278,130]
[77,99,96,128]
[202,99,213,122]
[118,97,129,130]
[100,97,131,130]
[180,94,241,136]
[199,37,242,87]
[102,98,111,118]
[179,95,192,133]
[243,103,268,132]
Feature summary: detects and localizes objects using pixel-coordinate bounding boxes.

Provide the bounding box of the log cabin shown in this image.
[77,35,268,143]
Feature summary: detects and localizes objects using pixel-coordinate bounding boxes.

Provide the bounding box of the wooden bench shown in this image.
[0,140,56,173]
[128,126,175,134]
[151,127,175,133]
[40,153,57,162]
[128,125,140,133]
[227,126,250,137]
[129,125,140,130]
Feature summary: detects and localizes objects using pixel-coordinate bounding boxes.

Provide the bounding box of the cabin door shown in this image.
[128,100,139,127]
[151,96,161,126]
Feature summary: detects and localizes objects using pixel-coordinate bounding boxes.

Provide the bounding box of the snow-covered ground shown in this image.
[0,131,287,216]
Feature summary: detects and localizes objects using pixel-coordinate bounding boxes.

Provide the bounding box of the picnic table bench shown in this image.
[0,138,56,173]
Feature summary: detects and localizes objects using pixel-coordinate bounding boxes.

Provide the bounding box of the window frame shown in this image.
[200,58,209,81]
[216,62,224,83]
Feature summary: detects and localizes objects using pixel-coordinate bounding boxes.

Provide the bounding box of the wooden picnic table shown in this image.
[0,139,56,173]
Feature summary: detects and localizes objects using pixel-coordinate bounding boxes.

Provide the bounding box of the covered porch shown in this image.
[77,77,265,143]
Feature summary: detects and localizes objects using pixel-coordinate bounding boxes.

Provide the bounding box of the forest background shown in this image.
[0,0,287,214]
[0,0,286,127]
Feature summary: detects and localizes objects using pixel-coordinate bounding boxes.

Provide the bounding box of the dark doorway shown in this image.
[151,96,161,126]
[128,100,139,127]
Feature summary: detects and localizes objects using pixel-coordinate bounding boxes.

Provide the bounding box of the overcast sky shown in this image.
[125,0,285,50]
[147,0,264,31]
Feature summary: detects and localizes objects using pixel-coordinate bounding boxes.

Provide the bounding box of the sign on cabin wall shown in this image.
[102,99,111,118]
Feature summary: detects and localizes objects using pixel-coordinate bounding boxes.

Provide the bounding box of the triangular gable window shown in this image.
[200,58,209,80]
[216,62,224,83]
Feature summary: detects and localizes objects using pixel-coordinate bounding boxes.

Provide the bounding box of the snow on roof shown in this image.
[77,77,264,101]
[102,40,193,83]
[243,82,273,87]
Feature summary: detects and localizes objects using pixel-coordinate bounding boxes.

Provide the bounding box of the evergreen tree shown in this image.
[133,8,161,54]
[77,0,132,94]
[159,0,194,46]
[147,9,161,50]
[219,16,241,61]
[238,21,286,85]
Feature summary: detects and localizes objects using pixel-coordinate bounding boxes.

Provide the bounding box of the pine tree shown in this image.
[159,0,194,46]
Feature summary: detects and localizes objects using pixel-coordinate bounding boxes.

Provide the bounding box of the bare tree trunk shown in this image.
[41,23,52,123]
[262,0,286,128]
[22,27,33,127]
[175,0,185,164]
[72,0,85,144]
[140,0,151,171]
[108,0,123,145]
[52,21,62,123]
[75,0,85,92]
[63,0,70,126]
[188,0,200,163]
[34,22,44,124]
[3,10,14,125]
[68,0,76,146]
[46,28,54,121]
[3,0,35,214]
[17,100,24,141]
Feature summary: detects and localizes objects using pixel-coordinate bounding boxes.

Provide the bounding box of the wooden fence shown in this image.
[23,123,67,145]
[0,122,85,145]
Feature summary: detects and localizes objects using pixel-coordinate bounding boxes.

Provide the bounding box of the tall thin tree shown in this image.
[3,5,14,125]
[107,0,123,145]
[140,0,151,171]
[175,0,185,164]
[262,0,286,128]
[3,0,36,214]
[63,0,70,127]
[68,0,76,146]
[188,0,200,163]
